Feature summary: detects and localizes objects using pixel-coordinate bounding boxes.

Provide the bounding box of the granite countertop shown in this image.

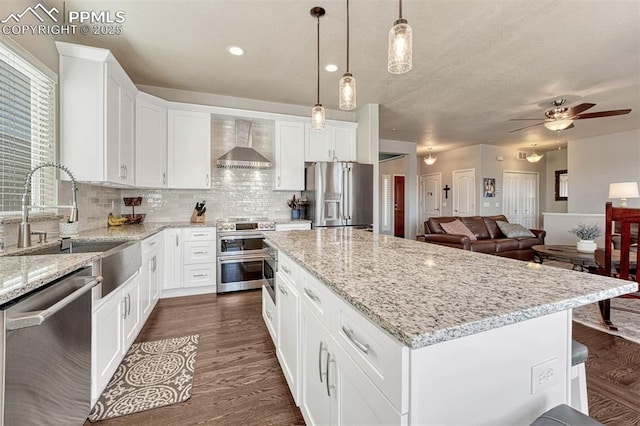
[264,228,636,349]
[0,253,101,305]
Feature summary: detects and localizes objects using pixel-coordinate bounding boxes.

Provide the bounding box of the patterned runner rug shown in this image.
[88,335,199,422]
[573,299,640,345]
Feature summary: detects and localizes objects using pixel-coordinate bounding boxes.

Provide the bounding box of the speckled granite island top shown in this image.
[264,228,636,349]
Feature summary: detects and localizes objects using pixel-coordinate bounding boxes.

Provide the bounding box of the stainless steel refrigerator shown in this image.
[303,162,373,228]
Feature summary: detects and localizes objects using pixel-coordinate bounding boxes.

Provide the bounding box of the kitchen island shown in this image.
[264,228,635,425]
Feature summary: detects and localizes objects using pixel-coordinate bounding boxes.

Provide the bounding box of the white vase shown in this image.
[576,239,597,253]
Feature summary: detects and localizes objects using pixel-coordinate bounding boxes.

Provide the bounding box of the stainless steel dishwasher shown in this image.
[1,267,101,425]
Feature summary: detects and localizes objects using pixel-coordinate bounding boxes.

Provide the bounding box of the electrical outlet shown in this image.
[530,358,559,394]
[443,202,447,207]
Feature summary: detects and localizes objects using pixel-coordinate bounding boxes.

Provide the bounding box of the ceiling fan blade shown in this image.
[565,103,596,117]
[508,122,544,133]
[574,109,632,119]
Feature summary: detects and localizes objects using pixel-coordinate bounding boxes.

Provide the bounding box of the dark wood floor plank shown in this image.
[87,290,304,426]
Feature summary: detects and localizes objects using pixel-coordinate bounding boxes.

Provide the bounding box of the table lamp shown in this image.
[608,182,640,207]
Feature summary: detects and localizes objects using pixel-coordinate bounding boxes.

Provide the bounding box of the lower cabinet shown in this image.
[262,285,277,343]
[275,222,312,231]
[92,272,141,404]
[276,274,299,404]
[140,233,162,323]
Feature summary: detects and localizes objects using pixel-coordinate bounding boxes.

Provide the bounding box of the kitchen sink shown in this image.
[13,240,131,255]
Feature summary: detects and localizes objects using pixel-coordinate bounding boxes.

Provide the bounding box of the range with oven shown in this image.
[216,218,275,293]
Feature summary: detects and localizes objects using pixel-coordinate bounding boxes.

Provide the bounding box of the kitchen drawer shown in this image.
[183,241,216,264]
[262,285,277,344]
[275,222,311,231]
[299,267,335,323]
[334,297,409,414]
[141,233,161,259]
[183,264,215,287]
[277,251,299,287]
[183,227,216,242]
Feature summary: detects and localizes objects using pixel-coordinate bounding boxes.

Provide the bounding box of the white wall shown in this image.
[544,149,568,216]
[568,129,640,213]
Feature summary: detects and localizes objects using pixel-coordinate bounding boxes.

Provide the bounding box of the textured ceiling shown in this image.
[39,1,640,155]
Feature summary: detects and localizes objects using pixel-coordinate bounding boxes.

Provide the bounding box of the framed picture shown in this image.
[483,178,496,198]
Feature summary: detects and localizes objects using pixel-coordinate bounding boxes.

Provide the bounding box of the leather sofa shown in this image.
[418,215,546,261]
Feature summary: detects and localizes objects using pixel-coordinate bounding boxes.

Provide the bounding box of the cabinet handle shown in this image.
[304,287,320,303]
[328,149,331,158]
[192,273,208,278]
[151,256,156,272]
[205,173,209,186]
[124,164,128,179]
[266,310,272,320]
[281,265,291,275]
[342,326,370,354]
[326,351,334,397]
[176,235,179,246]
[162,172,166,185]
[192,233,208,237]
[128,293,131,316]
[122,298,127,319]
[193,250,208,254]
[318,342,326,383]
[278,284,287,295]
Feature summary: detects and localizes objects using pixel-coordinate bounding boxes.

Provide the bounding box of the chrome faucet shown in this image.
[17,162,79,248]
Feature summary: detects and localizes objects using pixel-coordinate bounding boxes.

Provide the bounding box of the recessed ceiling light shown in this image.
[227,46,244,56]
[325,64,338,72]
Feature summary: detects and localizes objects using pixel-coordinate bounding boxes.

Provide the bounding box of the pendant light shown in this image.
[311,7,326,130]
[526,144,543,163]
[388,0,412,74]
[339,0,356,110]
[423,147,437,165]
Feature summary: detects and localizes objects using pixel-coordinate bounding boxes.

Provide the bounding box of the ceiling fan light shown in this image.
[311,103,325,130]
[339,73,356,110]
[388,18,412,74]
[424,154,437,166]
[543,118,573,131]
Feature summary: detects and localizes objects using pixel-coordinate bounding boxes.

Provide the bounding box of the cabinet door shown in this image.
[105,71,122,184]
[305,123,332,162]
[163,229,183,290]
[139,258,152,321]
[120,88,135,184]
[168,109,211,189]
[300,307,332,426]
[150,253,160,305]
[275,121,305,191]
[92,292,123,402]
[122,275,141,351]
[332,126,357,162]
[277,277,300,403]
[135,93,167,188]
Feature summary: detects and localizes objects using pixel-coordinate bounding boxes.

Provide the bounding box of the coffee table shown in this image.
[532,245,599,272]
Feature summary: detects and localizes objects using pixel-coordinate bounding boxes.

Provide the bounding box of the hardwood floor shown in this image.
[89,290,304,426]
[573,322,640,425]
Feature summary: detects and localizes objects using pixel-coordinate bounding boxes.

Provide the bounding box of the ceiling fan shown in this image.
[508,99,632,133]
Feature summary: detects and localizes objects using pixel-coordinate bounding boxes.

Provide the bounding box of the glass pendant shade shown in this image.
[526,152,543,163]
[311,103,325,130]
[388,18,412,74]
[543,118,573,131]
[424,155,437,166]
[339,73,356,110]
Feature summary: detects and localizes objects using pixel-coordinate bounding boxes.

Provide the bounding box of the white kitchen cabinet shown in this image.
[121,273,141,351]
[168,109,212,189]
[276,257,300,404]
[275,222,312,231]
[57,41,137,187]
[140,233,162,322]
[161,227,217,297]
[275,121,305,191]
[263,285,278,344]
[304,122,357,162]
[135,92,168,188]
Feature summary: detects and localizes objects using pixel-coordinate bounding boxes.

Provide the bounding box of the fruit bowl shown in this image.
[121,214,146,224]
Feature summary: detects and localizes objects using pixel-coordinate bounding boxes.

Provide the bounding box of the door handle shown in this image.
[326,351,334,397]
[278,284,287,295]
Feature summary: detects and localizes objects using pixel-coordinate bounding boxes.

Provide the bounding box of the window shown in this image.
[0,40,56,213]
[382,174,391,231]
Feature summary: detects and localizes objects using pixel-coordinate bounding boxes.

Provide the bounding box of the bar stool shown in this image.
[571,340,589,415]
[531,404,603,426]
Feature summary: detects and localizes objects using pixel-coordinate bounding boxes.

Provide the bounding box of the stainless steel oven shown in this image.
[216,218,275,293]
[262,241,277,303]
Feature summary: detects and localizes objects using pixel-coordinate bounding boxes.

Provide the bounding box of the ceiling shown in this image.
[41,1,640,155]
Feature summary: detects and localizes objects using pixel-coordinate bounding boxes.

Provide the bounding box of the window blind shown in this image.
[0,42,56,213]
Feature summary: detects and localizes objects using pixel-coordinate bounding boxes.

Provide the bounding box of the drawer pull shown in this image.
[192,273,208,278]
[281,265,291,274]
[147,241,157,247]
[342,326,370,354]
[192,233,208,237]
[304,287,320,303]
[193,250,208,254]
[266,310,272,320]
[278,285,288,295]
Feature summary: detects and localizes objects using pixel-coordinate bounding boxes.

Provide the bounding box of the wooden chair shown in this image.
[597,202,640,330]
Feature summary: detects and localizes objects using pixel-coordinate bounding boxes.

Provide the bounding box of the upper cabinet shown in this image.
[167,109,211,189]
[304,122,357,163]
[135,92,168,188]
[275,121,305,191]
[56,42,138,186]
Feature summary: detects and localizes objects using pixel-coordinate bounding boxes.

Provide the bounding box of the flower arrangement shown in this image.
[569,223,602,241]
[287,194,301,210]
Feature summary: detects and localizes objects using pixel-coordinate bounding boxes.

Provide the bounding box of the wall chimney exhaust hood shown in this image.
[217,119,272,169]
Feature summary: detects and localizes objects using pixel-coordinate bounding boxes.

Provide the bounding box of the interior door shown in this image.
[503,171,539,228]
[394,176,405,237]
[453,169,475,216]
[420,173,441,233]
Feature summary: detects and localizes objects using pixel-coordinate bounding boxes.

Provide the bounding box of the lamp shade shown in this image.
[609,182,639,200]
[526,152,543,163]
[543,119,573,131]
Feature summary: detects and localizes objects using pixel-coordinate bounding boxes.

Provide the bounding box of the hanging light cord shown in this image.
[316,14,320,104]
[399,0,403,19]
[346,0,350,72]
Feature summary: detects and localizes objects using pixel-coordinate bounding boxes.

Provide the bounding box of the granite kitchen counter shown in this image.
[264,228,636,349]
[0,253,101,305]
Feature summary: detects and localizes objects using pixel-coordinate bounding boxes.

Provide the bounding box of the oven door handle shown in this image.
[218,234,265,241]
[218,254,266,264]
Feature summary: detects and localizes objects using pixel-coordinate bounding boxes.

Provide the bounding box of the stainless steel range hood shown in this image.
[217,119,272,169]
